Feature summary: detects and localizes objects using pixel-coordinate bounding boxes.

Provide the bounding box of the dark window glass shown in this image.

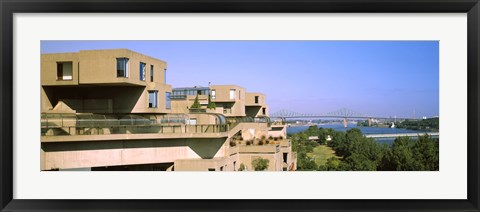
[116,58,129,77]
[150,65,154,82]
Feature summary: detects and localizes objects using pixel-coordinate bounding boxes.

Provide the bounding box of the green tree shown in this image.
[324,157,342,170]
[252,158,270,171]
[190,94,201,109]
[343,153,377,171]
[207,94,216,109]
[413,134,439,170]
[390,136,423,170]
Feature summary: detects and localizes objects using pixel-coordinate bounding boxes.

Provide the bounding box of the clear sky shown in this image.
[41,41,439,118]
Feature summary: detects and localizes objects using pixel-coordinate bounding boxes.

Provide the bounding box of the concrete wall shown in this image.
[41,53,80,86]
[268,125,287,138]
[175,157,228,171]
[245,106,269,117]
[170,94,209,114]
[237,146,283,171]
[41,84,172,114]
[41,137,227,170]
[132,83,172,113]
[245,92,265,106]
[41,49,172,114]
[187,113,219,125]
[78,49,167,85]
[245,92,269,117]
[210,85,246,117]
[42,49,168,86]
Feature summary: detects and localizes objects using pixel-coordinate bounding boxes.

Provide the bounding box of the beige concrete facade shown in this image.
[245,92,269,117]
[210,85,246,117]
[170,94,210,114]
[41,49,171,114]
[40,49,296,172]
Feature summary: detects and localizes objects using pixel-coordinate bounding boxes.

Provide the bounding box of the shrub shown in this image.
[258,140,264,145]
[265,140,270,144]
[252,158,269,171]
[268,135,274,140]
[278,136,284,140]
[229,140,236,147]
[239,163,246,171]
[261,135,266,140]
[246,140,252,145]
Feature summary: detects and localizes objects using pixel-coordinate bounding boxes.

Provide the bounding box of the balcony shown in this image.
[41,113,228,137]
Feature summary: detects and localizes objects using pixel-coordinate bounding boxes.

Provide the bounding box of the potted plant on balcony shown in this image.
[189,94,206,113]
[207,94,216,110]
[258,139,264,145]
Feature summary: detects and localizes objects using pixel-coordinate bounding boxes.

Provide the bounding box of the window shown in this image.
[150,65,154,82]
[164,69,167,84]
[211,90,216,99]
[166,92,171,109]
[255,96,259,104]
[189,118,197,125]
[223,103,232,114]
[148,91,158,108]
[116,58,129,77]
[262,108,266,115]
[56,62,73,80]
[229,89,236,100]
[208,168,215,171]
[139,62,146,81]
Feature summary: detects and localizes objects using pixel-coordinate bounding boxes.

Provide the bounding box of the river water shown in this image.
[286,123,435,144]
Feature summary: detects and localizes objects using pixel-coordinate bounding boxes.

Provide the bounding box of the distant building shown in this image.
[41,49,296,171]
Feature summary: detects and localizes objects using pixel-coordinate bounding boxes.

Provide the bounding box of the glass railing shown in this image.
[42,123,229,136]
[226,116,274,128]
[41,113,228,136]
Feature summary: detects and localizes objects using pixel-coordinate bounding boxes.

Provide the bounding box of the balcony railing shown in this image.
[42,123,229,136]
[41,113,228,136]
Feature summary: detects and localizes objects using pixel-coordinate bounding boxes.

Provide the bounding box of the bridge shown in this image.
[270,108,414,128]
[365,132,439,139]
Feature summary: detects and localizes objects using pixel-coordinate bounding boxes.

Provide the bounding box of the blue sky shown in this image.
[41,41,439,118]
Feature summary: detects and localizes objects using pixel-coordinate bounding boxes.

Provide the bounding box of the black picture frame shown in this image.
[1,0,479,211]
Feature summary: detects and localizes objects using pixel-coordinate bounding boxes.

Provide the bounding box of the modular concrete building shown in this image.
[41,49,296,171]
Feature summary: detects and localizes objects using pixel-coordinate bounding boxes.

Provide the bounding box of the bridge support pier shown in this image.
[368,118,372,127]
[343,117,347,128]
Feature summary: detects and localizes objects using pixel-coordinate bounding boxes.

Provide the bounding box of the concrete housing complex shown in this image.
[41,49,296,171]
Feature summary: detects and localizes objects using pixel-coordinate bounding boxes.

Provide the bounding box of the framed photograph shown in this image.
[1,0,479,211]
